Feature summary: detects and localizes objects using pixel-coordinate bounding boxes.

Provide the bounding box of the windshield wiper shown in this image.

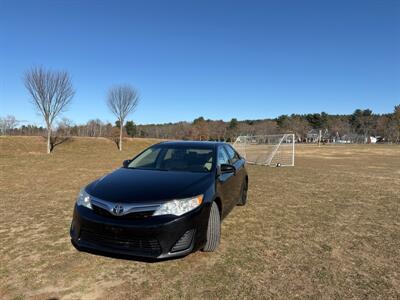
[129,167,170,171]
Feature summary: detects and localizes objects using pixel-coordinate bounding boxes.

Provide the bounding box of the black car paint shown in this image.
[70,141,247,259]
[86,168,212,204]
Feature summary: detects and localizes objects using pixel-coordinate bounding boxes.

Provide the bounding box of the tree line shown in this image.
[137,108,400,143]
[2,106,399,144]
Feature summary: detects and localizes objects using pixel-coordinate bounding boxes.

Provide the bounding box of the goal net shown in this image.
[232,134,295,167]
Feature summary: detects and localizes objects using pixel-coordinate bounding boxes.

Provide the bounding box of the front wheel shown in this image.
[202,201,221,252]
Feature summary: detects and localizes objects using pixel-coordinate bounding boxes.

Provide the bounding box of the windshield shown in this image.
[127,146,214,172]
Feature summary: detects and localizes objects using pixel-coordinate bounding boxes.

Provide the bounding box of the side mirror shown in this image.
[123,159,131,168]
[220,164,236,174]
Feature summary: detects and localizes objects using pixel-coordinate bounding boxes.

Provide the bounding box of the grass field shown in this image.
[1,136,399,299]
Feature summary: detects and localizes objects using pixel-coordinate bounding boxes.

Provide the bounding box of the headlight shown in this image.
[76,189,92,210]
[153,195,203,216]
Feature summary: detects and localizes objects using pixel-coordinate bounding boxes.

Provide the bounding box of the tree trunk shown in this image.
[47,125,51,154]
[119,122,123,151]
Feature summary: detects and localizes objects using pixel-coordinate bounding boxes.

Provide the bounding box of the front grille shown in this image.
[80,230,162,256]
[92,205,154,220]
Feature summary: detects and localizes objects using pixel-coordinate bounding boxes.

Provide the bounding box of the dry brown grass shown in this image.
[1,137,399,299]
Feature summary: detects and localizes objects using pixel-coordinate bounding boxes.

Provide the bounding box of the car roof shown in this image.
[156,140,228,148]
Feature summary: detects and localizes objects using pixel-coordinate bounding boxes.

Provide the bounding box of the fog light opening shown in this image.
[171,229,195,253]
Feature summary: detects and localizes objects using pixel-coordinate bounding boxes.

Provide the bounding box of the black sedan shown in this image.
[70,141,248,259]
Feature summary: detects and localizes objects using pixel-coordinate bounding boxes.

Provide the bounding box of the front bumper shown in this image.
[70,203,210,259]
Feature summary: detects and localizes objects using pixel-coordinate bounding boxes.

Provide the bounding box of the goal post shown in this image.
[232,134,295,167]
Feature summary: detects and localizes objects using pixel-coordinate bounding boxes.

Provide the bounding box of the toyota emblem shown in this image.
[112,204,124,216]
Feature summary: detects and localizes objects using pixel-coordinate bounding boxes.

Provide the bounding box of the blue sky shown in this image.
[0,0,399,126]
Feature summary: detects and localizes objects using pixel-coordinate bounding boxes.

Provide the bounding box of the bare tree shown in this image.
[107,85,139,151]
[57,117,74,137]
[85,119,105,137]
[24,67,75,153]
[279,116,311,141]
[0,115,18,135]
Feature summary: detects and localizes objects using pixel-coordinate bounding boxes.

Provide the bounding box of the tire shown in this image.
[237,179,248,206]
[202,201,221,252]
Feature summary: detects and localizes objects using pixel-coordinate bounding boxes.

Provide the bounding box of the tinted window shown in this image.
[224,145,240,163]
[217,146,230,165]
[162,148,213,172]
[129,147,161,169]
[128,146,214,172]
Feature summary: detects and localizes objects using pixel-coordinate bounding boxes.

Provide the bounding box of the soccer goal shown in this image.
[232,134,295,167]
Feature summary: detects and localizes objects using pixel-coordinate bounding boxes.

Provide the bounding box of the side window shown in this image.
[217,146,230,166]
[224,145,240,164]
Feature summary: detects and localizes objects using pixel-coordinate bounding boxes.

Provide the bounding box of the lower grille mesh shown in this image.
[80,230,161,255]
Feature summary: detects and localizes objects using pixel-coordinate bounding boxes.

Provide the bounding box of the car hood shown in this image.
[86,168,213,203]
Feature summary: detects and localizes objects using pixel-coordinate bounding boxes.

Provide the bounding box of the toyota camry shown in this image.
[70,141,248,259]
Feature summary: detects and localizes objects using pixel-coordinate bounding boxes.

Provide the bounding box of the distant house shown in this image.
[306,129,320,143]
[306,129,331,143]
